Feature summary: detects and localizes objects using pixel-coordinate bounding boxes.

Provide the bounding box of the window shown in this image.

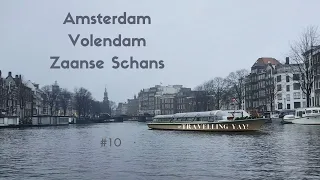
[277,84,282,91]
[294,102,301,109]
[312,97,315,106]
[286,85,290,92]
[287,104,291,109]
[293,83,300,90]
[293,92,301,99]
[293,74,300,81]
[277,75,281,82]
[286,94,290,101]
[286,76,290,82]
[302,93,306,99]
[278,103,283,109]
[277,93,282,100]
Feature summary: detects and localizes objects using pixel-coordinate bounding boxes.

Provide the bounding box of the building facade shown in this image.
[311,46,320,106]
[274,58,307,110]
[127,95,139,116]
[154,85,183,115]
[176,88,192,113]
[138,86,158,115]
[245,57,281,112]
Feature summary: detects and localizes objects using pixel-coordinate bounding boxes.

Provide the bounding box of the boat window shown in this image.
[298,111,303,117]
[306,110,311,113]
[313,110,318,113]
[209,117,215,121]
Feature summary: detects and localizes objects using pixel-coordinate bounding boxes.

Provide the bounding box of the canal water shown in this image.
[1,121,320,180]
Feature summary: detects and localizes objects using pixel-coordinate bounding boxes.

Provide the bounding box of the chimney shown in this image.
[15,75,18,79]
[8,72,12,77]
[19,75,21,79]
[285,57,289,64]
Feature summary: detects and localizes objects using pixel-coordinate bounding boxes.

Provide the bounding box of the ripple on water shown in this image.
[1,123,320,180]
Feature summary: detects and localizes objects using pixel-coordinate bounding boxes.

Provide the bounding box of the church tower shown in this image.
[103,87,111,114]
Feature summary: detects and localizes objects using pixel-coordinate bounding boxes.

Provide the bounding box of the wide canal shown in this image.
[1,121,320,180]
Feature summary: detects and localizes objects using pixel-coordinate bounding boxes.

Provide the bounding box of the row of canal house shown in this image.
[244,45,320,112]
[0,70,72,127]
[136,85,227,116]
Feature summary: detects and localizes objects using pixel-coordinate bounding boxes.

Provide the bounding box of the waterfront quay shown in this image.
[1,121,320,180]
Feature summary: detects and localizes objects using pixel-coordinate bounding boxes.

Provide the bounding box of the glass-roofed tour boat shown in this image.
[147,110,266,132]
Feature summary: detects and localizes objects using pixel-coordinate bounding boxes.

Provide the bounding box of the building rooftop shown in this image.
[252,57,281,68]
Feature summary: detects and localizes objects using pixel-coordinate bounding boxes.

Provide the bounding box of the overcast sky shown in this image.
[0,0,319,103]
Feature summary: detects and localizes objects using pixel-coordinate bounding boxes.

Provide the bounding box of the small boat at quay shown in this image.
[282,107,320,125]
[147,110,266,132]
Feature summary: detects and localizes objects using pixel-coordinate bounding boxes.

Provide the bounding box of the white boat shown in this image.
[147,110,266,132]
[283,107,320,125]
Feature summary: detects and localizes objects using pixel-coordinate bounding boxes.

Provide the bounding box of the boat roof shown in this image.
[154,110,232,119]
[280,109,295,112]
[295,107,320,111]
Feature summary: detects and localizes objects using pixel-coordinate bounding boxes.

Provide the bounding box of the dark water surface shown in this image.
[1,121,320,180]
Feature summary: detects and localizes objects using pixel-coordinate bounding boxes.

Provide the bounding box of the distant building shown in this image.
[176,88,192,113]
[154,85,183,115]
[127,95,138,116]
[116,102,128,115]
[138,86,158,115]
[121,103,128,115]
[137,85,211,115]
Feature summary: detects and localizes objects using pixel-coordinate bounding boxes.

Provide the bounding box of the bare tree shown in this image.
[266,73,280,112]
[74,87,92,117]
[90,100,102,116]
[42,85,59,115]
[195,77,228,110]
[290,26,319,107]
[220,86,235,110]
[109,100,117,115]
[226,69,249,109]
[0,71,5,116]
[16,75,33,123]
[59,88,71,116]
[211,77,228,109]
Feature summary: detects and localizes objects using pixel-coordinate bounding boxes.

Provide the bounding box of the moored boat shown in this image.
[282,107,320,125]
[147,110,266,132]
[291,107,320,125]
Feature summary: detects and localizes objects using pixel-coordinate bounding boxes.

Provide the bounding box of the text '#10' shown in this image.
[101,138,121,147]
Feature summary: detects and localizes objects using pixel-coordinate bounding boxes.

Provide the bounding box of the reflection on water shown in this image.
[1,122,320,180]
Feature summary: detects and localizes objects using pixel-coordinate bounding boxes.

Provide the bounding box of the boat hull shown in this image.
[292,116,320,125]
[282,115,295,124]
[147,119,266,132]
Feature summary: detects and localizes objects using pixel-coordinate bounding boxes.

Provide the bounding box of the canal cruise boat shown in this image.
[147,110,266,132]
